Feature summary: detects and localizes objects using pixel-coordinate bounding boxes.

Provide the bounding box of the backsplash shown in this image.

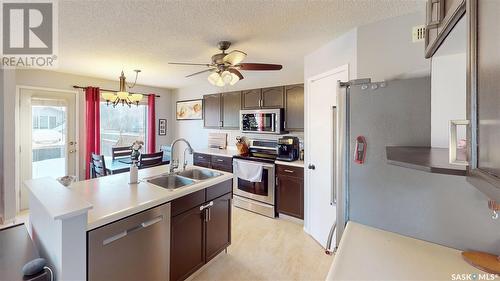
[207,128,304,150]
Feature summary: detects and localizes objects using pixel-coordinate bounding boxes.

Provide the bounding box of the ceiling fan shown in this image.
[169,41,283,87]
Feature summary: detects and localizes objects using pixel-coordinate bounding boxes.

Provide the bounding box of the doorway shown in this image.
[18,88,78,211]
[305,65,348,248]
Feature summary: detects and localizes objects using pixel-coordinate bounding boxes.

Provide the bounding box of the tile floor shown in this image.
[191,206,334,281]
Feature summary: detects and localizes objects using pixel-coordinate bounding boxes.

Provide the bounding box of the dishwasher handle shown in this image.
[102,215,164,246]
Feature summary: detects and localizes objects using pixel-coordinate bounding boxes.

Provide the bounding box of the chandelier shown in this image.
[102,70,143,107]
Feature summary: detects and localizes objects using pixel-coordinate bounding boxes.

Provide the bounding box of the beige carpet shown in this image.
[192,206,334,281]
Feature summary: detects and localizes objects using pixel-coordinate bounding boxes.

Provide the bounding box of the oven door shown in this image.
[233,159,275,205]
[240,110,278,134]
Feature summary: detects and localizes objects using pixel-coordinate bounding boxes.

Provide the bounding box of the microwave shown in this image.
[240,108,286,134]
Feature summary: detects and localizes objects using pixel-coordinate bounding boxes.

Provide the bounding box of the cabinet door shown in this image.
[205,193,231,262]
[284,84,304,131]
[221,91,241,129]
[170,206,205,281]
[277,173,304,219]
[193,153,211,168]
[261,86,284,108]
[242,89,262,109]
[203,94,221,128]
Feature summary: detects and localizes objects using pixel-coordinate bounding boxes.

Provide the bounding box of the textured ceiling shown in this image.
[57,0,425,89]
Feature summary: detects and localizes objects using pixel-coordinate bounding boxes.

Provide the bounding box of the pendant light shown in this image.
[102,70,142,107]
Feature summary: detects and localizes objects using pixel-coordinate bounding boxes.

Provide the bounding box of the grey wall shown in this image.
[357,12,430,80]
[348,77,500,255]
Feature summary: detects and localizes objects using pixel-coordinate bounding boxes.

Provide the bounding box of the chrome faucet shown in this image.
[170,138,194,174]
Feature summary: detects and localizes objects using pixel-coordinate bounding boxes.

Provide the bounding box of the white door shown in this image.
[19,88,78,210]
[305,65,348,248]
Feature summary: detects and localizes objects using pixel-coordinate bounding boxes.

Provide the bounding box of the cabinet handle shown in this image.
[199,201,214,211]
[449,120,469,165]
[216,159,224,162]
[283,169,294,174]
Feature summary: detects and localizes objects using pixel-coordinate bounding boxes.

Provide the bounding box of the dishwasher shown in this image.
[88,203,171,281]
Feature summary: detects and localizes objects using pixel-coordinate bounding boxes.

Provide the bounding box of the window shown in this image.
[39,116,49,129]
[100,102,148,156]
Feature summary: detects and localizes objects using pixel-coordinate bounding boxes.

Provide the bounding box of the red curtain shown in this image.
[147,94,156,153]
[85,87,101,179]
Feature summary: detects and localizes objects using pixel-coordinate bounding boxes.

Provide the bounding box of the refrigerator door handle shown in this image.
[331,106,337,205]
[449,120,469,165]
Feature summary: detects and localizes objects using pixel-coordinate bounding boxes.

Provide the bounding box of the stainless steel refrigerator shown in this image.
[334,77,431,248]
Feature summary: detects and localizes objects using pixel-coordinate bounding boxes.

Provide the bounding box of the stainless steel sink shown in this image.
[176,169,222,181]
[146,174,195,189]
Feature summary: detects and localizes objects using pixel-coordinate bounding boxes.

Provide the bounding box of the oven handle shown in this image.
[233,158,275,169]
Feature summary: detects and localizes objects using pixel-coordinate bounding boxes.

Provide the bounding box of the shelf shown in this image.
[386,146,467,176]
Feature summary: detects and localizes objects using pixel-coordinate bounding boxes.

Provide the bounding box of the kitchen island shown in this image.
[25,165,233,281]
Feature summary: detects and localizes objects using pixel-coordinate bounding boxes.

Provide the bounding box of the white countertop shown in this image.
[327,221,486,280]
[195,147,240,157]
[275,160,304,168]
[26,165,233,231]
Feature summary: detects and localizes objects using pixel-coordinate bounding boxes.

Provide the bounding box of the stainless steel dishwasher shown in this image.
[88,203,171,281]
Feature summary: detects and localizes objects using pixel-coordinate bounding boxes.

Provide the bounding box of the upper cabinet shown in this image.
[261,86,284,108]
[284,84,304,131]
[425,0,466,58]
[203,94,222,129]
[203,92,241,129]
[203,83,304,131]
[242,87,284,109]
[467,0,500,201]
[242,89,261,109]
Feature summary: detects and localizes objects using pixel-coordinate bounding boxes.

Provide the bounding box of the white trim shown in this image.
[15,85,80,214]
[303,64,349,236]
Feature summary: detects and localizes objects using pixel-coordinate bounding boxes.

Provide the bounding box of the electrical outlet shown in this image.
[412,25,426,43]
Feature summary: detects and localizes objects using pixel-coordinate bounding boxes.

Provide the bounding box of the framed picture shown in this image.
[176,99,203,120]
[158,119,167,136]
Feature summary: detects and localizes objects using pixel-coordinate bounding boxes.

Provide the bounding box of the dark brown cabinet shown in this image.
[203,94,221,128]
[170,206,205,281]
[205,193,231,261]
[221,91,241,129]
[170,180,232,281]
[203,92,241,129]
[276,165,304,219]
[242,89,261,109]
[193,153,233,173]
[261,86,284,108]
[284,84,304,131]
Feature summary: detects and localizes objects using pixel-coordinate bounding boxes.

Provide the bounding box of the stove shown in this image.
[232,139,278,218]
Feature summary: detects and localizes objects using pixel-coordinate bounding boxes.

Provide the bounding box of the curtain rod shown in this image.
[72,85,160,98]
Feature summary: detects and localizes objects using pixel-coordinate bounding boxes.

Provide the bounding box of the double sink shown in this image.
[145,168,222,189]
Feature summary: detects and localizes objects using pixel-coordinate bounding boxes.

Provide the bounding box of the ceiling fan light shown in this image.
[117,91,129,99]
[208,72,221,86]
[215,77,225,87]
[229,73,240,85]
[223,50,247,65]
[102,92,116,101]
[221,71,233,84]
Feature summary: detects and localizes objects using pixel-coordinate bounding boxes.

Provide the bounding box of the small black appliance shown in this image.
[276,136,300,161]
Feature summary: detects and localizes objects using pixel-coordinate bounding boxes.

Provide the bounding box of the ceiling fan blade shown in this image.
[228,68,244,80]
[185,69,214,78]
[238,63,282,71]
[223,50,247,65]
[169,62,212,67]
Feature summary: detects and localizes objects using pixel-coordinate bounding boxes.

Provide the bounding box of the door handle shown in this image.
[308,164,315,170]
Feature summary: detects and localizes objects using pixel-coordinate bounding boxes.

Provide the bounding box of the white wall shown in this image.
[357,12,429,81]
[2,69,174,219]
[431,53,466,147]
[430,16,467,148]
[0,68,4,222]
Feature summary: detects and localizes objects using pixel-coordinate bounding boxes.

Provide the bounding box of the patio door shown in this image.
[19,88,77,210]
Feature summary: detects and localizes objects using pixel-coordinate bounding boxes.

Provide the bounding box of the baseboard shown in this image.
[278,213,304,225]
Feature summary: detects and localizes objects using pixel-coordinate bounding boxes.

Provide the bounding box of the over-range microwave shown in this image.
[240,108,286,134]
